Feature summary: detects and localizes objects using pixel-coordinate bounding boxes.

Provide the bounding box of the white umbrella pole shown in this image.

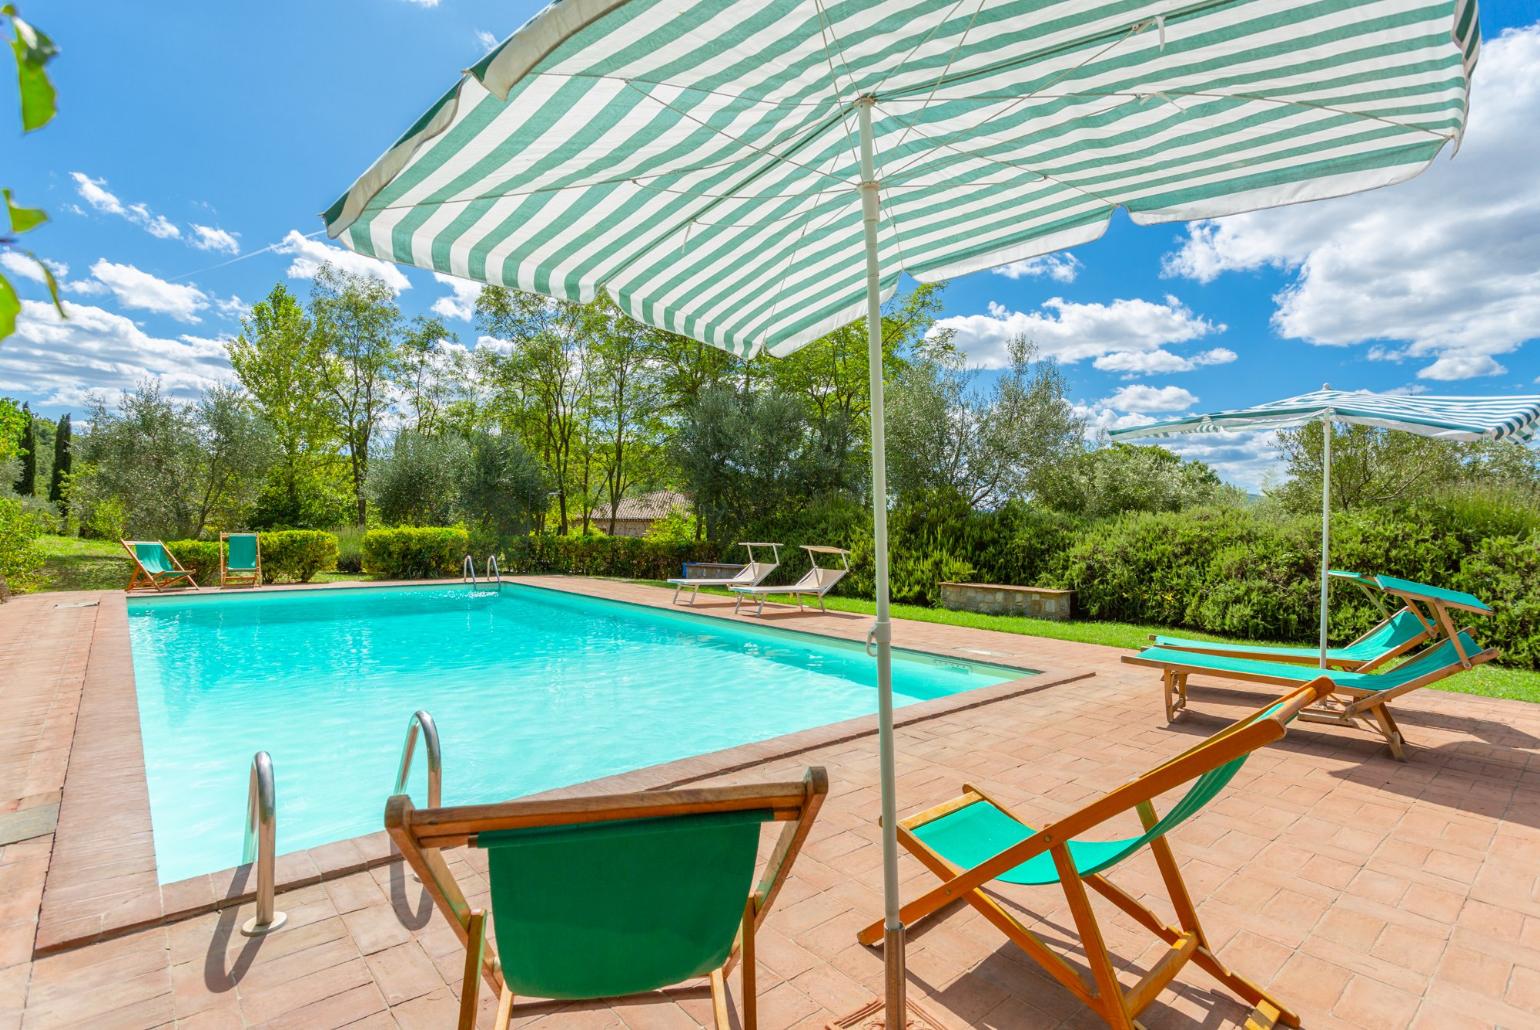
[857,95,905,1024]
[1319,416,1333,669]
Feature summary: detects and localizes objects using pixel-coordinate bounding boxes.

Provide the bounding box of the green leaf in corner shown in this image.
[2,189,46,233]
[17,249,61,316]
[6,9,58,132]
[0,273,18,339]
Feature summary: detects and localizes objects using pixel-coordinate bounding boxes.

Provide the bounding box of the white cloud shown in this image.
[1,300,231,406]
[932,295,1221,369]
[402,0,441,6]
[215,294,252,321]
[190,224,241,255]
[275,229,411,293]
[1162,24,1540,382]
[431,272,483,320]
[1092,346,1236,378]
[475,29,499,52]
[474,334,515,355]
[1104,384,1197,413]
[1073,403,1156,435]
[994,253,1081,283]
[0,251,67,283]
[87,260,209,323]
[71,172,188,242]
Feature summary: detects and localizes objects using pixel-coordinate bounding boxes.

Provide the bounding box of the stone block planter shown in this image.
[938,581,1073,621]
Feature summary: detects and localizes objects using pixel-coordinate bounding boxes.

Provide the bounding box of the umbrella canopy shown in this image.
[1113,387,1539,667]
[1112,388,1540,443]
[326,3,1479,1022]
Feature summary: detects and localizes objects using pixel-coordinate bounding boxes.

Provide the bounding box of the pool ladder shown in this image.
[394,710,442,809]
[241,751,286,936]
[462,554,502,591]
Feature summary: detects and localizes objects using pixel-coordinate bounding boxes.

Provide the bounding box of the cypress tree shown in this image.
[49,412,71,506]
[16,405,36,496]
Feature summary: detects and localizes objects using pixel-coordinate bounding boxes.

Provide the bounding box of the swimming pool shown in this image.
[127,583,1026,883]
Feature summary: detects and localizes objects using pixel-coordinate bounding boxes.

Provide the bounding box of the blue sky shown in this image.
[4,1,1538,489]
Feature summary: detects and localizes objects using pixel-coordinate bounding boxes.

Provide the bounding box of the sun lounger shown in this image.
[220,532,261,588]
[386,768,828,1030]
[732,545,849,616]
[121,539,198,592]
[1150,608,1431,671]
[668,542,780,605]
[857,679,1334,1029]
[1124,632,1498,760]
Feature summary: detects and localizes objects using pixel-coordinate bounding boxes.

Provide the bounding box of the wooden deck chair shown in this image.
[1148,608,1431,672]
[731,545,849,616]
[121,540,198,592]
[385,768,828,1030]
[856,680,1334,1030]
[1124,632,1499,760]
[220,532,262,588]
[668,542,780,605]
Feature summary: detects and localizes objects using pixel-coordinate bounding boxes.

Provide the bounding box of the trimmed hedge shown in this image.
[363,527,468,579]
[168,530,338,585]
[502,533,717,580]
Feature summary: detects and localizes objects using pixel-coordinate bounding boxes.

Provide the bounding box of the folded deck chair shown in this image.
[857,680,1334,1030]
[732,545,849,616]
[667,542,780,605]
[121,539,198,592]
[386,768,828,1030]
[1125,632,1498,760]
[220,532,262,588]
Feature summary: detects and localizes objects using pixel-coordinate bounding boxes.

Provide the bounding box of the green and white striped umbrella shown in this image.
[1113,386,1535,670]
[325,2,1479,1020]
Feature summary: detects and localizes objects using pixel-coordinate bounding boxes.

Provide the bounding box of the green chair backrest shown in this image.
[226,534,259,571]
[478,808,773,1000]
[1375,574,1491,613]
[1358,610,1431,652]
[134,542,172,575]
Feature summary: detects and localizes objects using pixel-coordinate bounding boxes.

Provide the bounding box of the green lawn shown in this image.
[34,535,133,592]
[633,578,1540,704]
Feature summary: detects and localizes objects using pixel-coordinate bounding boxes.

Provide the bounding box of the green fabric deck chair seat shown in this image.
[1150,608,1431,672]
[220,532,261,588]
[121,539,198,592]
[1125,632,1499,760]
[386,767,828,1030]
[857,682,1332,1030]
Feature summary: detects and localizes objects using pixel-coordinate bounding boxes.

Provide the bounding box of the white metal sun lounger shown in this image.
[668,542,781,605]
[732,545,850,616]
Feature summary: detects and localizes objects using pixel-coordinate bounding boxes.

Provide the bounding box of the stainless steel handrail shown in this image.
[240,751,286,936]
[394,710,442,809]
[462,554,476,586]
[486,554,501,588]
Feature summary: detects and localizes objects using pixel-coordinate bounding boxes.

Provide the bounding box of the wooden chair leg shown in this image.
[709,968,731,1030]
[1051,845,1134,1030]
[459,910,487,1030]
[741,897,757,1030]
[1162,669,1175,722]
[1367,703,1407,761]
[492,986,514,1030]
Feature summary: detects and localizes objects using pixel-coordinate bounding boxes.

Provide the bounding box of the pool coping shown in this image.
[37,576,1093,955]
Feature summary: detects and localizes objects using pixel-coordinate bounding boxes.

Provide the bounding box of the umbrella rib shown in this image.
[877,0,986,159]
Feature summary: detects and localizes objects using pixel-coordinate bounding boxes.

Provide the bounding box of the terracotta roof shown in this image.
[589,489,690,522]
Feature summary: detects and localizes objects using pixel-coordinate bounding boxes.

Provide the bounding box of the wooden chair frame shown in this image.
[1147,604,1431,672]
[1126,636,1499,761]
[385,768,828,1030]
[219,532,262,588]
[856,681,1332,1030]
[120,539,198,592]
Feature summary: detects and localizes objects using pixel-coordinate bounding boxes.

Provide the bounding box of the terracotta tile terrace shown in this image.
[2,576,1539,1028]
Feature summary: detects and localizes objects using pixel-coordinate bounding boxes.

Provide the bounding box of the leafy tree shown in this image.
[0,6,64,339]
[368,431,467,526]
[887,334,1083,507]
[71,382,272,539]
[590,303,662,534]
[310,265,402,525]
[474,287,600,533]
[1274,422,1466,512]
[1034,443,1236,518]
[671,385,810,541]
[228,283,338,526]
[48,412,70,509]
[460,431,547,538]
[14,404,34,495]
[397,315,460,435]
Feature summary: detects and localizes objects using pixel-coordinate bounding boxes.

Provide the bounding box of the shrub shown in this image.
[166,540,220,583]
[261,530,338,583]
[362,527,468,579]
[502,533,713,581]
[0,495,46,591]
[332,525,366,574]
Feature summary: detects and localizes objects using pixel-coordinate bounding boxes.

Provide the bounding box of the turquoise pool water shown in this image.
[127,584,1024,883]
